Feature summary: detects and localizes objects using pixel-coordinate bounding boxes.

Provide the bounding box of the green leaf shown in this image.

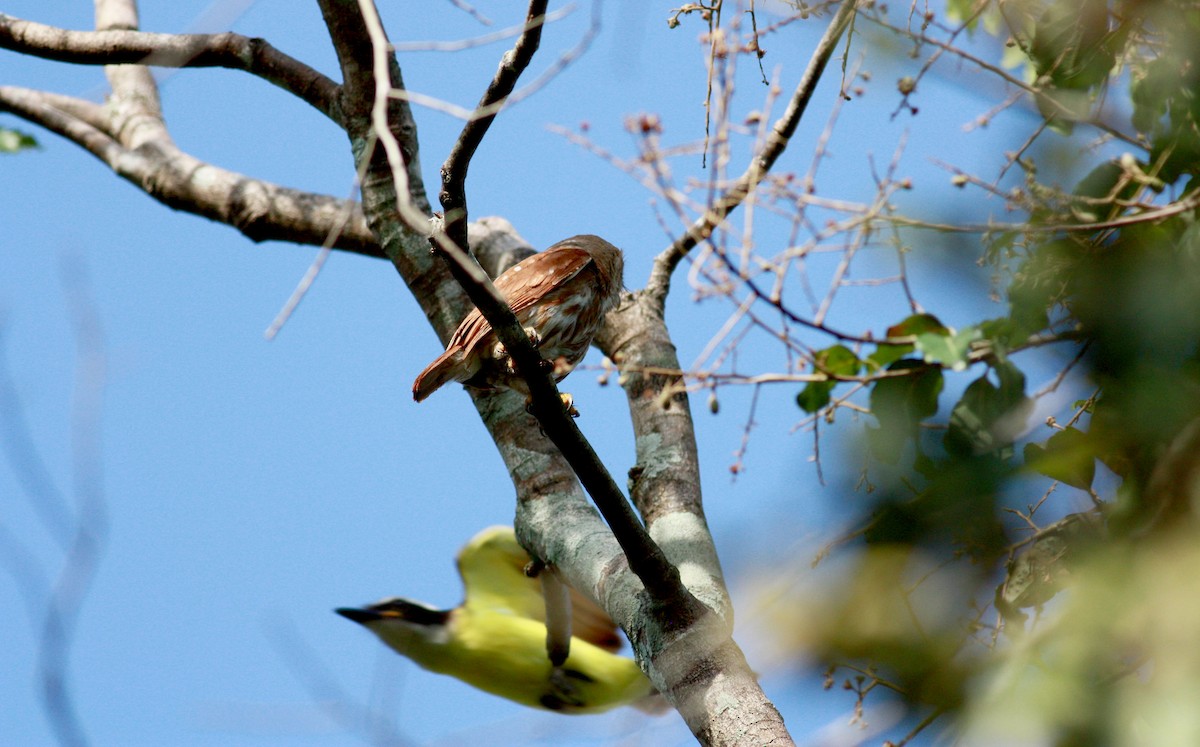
[1023,427,1096,490]
[0,127,39,154]
[885,313,948,339]
[866,343,913,370]
[1073,160,1124,201]
[945,360,1031,457]
[868,360,944,463]
[866,314,948,372]
[872,360,944,423]
[796,383,832,414]
[915,325,983,371]
[796,345,862,413]
[1029,0,1112,89]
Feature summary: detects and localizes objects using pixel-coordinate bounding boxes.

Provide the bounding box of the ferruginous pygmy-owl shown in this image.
[412,234,625,402]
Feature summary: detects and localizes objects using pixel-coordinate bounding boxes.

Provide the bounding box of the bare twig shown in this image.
[394,5,572,51]
[263,173,366,339]
[389,3,597,124]
[446,0,493,26]
[646,0,860,307]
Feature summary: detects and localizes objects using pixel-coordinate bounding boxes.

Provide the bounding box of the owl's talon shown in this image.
[491,340,513,373]
[493,328,545,377]
[523,326,541,348]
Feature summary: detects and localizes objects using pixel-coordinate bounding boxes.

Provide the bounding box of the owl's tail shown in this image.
[412,350,462,402]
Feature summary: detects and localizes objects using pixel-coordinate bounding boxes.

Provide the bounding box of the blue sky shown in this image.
[1,1,1100,745]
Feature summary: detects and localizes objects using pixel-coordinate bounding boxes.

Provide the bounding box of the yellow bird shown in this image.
[337,526,660,714]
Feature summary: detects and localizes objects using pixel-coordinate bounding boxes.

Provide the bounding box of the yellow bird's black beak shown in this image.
[335,598,450,627]
[335,607,383,625]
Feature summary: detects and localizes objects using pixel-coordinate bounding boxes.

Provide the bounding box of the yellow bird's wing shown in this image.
[456,526,623,652]
[457,526,545,618]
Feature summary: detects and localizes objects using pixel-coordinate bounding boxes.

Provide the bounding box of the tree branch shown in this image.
[438,0,550,254]
[646,0,860,307]
[596,293,733,622]
[0,86,381,257]
[426,227,708,616]
[429,0,702,614]
[0,12,343,125]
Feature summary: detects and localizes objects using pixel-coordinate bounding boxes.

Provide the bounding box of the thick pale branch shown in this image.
[0,86,380,256]
[0,13,342,125]
[596,293,733,623]
[646,0,860,307]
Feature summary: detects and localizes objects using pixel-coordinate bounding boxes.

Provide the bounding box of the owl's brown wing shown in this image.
[449,247,594,355]
[496,246,593,315]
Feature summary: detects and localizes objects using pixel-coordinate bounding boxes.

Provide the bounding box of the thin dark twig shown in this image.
[730,383,762,478]
[747,0,768,85]
[439,0,550,255]
[647,0,860,307]
[893,706,948,747]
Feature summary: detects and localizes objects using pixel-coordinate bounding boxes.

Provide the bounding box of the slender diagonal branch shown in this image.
[0,13,342,124]
[438,0,550,254]
[646,0,860,307]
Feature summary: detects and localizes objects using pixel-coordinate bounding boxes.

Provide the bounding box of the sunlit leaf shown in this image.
[886,313,948,339]
[915,326,983,371]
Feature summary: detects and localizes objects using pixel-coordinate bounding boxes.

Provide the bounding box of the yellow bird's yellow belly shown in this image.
[411,609,655,714]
